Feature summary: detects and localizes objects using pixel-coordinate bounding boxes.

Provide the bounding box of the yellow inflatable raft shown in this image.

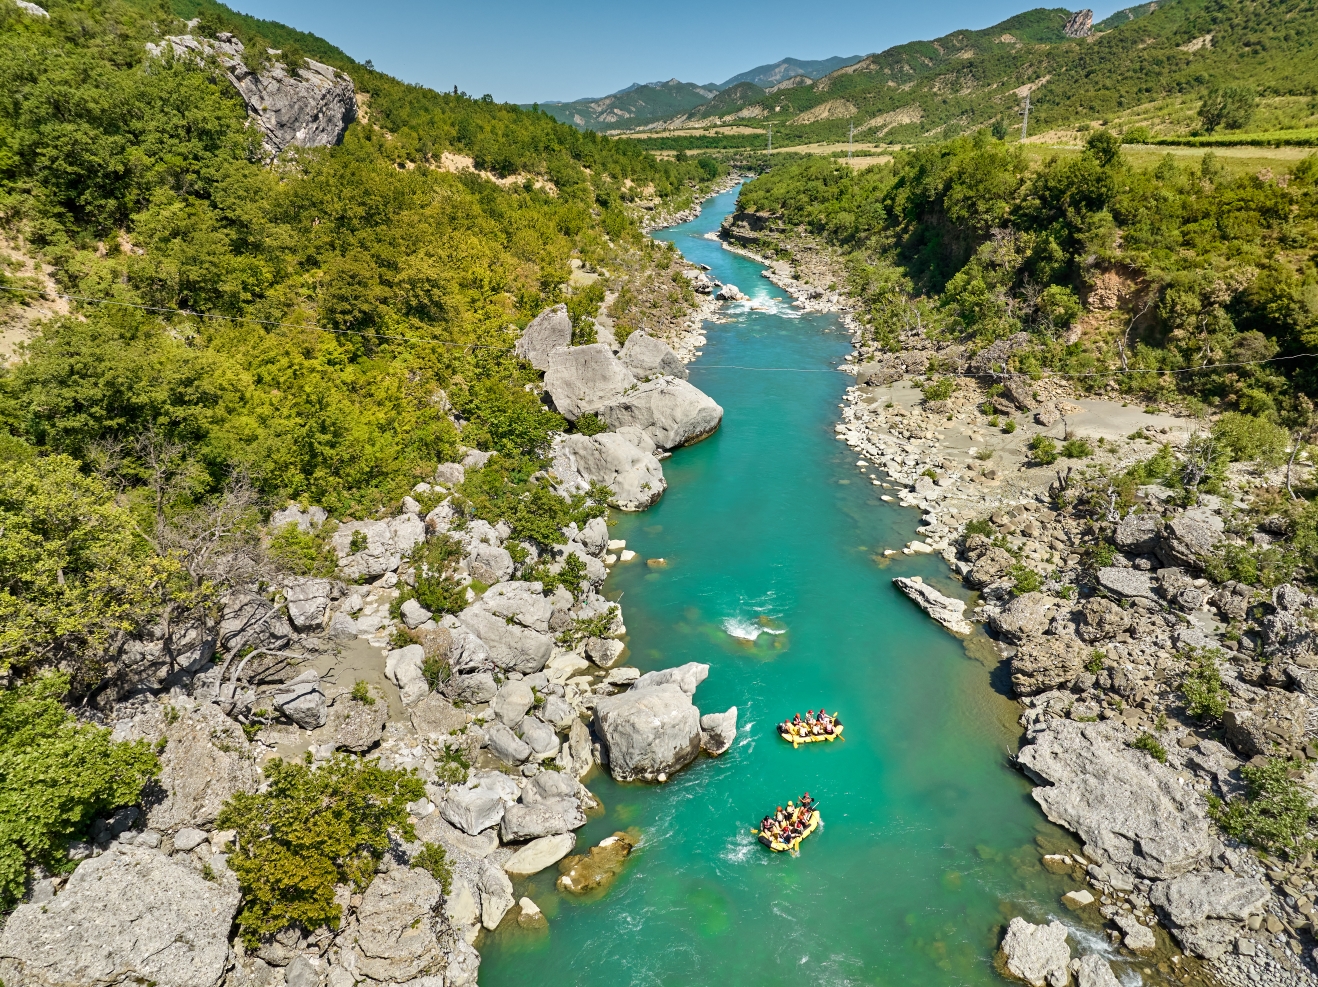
[777,721,843,746]
[756,810,821,852]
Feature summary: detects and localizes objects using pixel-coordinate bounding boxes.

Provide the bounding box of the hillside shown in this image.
[717,54,863,89]
[536,79,719,131]
[622,0,1318,149]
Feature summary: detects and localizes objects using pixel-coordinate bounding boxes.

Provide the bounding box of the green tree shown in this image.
[1198,86,1256,133]
[217,754,425,944]
[0,673,159,909]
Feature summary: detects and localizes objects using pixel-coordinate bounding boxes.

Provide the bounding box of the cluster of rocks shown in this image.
[146,32,356,158]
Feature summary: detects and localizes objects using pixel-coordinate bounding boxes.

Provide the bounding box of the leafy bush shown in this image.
[964,518,994,538]
[1086,650,1105,674]
[1209,757,1317,856]
[1212,412,1289,466]
[349,531,369,555]
[557,604,620,646]
[410,534,468,616]
[574,413,609,437]
[422,653,451,691]
[0,674,160,909]
[1003,420,1017,434]
[921,377,956,403]
[1181,647,1230,722]
[1131,732,1168,763]
[1008,564,1042,594]
[1029,435,1058,465]
[217,754,425,945]
[269,523,339,578]
[412,842,453,893]
[1085,541,1117,571]
[350,680,375,706]
[1061,438,1093,459]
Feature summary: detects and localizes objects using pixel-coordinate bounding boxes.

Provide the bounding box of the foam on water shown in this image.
[721,615,788,640]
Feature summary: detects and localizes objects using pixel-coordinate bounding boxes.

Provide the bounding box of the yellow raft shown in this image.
[777,721,843,747]
[756,810,822,852]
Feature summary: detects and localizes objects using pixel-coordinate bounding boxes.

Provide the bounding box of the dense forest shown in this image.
[738,132,1318,421]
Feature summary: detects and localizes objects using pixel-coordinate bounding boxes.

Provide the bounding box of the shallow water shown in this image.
[478,189,1096,986]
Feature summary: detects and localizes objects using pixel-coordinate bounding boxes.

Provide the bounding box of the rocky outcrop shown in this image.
[330,514,426,580]
[1063,9,1094,38]
[1096,566,1155,601]
[115,701,257,833]
[1010,634,1089,695]
[998,917,1070,987]
[503,833,576,876]
[555,432,667,511]
[543,343,635,421]
[1150,870,1270,960]
[1115,513,1161,554]
[1157,512,1224,571]
[989,592,1055,644]
[456,589,555,674]
[514,304,572,370]
[600,375,724,449]
[1222,689,1309,757]
[0,844,240,987]
[700,707,738,755]
[146,34,355,157]
[893,576,972,634]
[619,332,688,380]
[272,669,328,728]
[594,681,702,782]
[338,867,462,983]
[1017,719,1215,879]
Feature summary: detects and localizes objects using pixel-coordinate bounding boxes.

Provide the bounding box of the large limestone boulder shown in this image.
[0,844,239,987]
[456,599,554,674]
[515,304,572,371]
[594,683,702,782]
[1150,870,1270,960]
[324,692,386,752]
[1115,513,1161,554]
[1222,690,1309,757]
[632,661,708,695]
[504,833,576,876]
[1096,566,1155,601]
[465,542,514,584]
[619,331,687,380]
[272,670,328,728]
[543,343,636,421]
[988,592,1055,644]
[500,798,587,842]
[442,786,506,836]
[1016,719,1215,880]
[966,546,1015,588]
[558,432,667,511]
[385,645,429,706]
[115,701,258,832]
[1075,954,1121,987]
[700,707,738,755]
[1157,512,1225,571]
[479,582,554,632]
[600,375,723,450]
[218,590,291,656]
[999,917,1070,987]
[1010,634,1089,696]
[341,868,452,983]
[283,577,334,631]
[894,576,972,635]
[330,514,426,581]
[1074,597,1131,643]
[147,35,355,158]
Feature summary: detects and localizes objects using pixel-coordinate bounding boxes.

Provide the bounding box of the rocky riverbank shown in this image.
[718,218,1318,986]
[0,281,739,986]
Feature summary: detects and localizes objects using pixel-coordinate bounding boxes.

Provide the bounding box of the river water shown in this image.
[478,188,1101,986]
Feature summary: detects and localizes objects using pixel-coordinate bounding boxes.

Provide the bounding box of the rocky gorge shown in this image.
[719,208,1318,986]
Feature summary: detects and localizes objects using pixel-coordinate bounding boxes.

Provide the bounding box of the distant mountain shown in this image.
[718,55,864,90]
[533,79,718,131]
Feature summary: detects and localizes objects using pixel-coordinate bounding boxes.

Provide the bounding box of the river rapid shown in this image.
[478,188,1102,986]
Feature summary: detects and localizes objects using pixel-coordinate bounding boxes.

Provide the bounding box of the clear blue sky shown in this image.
[229,0,1131,105]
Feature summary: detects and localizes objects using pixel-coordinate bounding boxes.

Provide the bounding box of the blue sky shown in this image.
[230,1,1131,105]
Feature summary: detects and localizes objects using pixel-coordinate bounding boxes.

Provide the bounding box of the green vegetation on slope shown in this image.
[627,0,1318,150]
[534,80,719,133]
[738,131,1318,415]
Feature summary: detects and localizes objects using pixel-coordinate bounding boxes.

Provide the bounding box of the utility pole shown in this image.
[1020,89,1031,141]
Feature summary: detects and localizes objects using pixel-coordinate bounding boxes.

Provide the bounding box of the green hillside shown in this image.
[626,0,1318,150]
[535,80,719,132]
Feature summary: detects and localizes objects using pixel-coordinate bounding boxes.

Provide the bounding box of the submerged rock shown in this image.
[556,831,637,895]
[893,576,972,635]
[1075,953,1121,987]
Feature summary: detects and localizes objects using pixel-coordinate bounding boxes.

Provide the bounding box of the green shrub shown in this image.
[1086,650,1105,674]
[1085,541,1117,572]
[218,754,425,945]
[1061,438,1093,459]
[435,744,470,786]
[557,605,620,646]
[1132,732,1167,763]
[1029,435,1058,465]
[1003,420,1017,434]
[0,674,160,909]
[574,413,609,437]
[964,518,994,538]
[411,534,469,616]
[1209,757,1317,856]
[269,523,338,578]
[1008,564,1042,594]
[412,842,453,893]
[349,531,369,555]
[1181,647,1230,722]
[921,377,956,403]
[921,468,938,481]
[422,653,451,691]
[350,680,375,706]
[1212,412,1288,466]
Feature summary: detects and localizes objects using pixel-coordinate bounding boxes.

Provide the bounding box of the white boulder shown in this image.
[601,376,723,450]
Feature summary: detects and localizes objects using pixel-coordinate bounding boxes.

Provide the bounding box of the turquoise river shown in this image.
[478,188,1119,987]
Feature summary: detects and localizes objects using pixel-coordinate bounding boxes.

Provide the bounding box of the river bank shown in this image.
[717,215,1318,986]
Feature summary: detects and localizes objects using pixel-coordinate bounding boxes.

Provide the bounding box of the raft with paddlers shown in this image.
[777,709,843,746]
[753,794,821,853]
